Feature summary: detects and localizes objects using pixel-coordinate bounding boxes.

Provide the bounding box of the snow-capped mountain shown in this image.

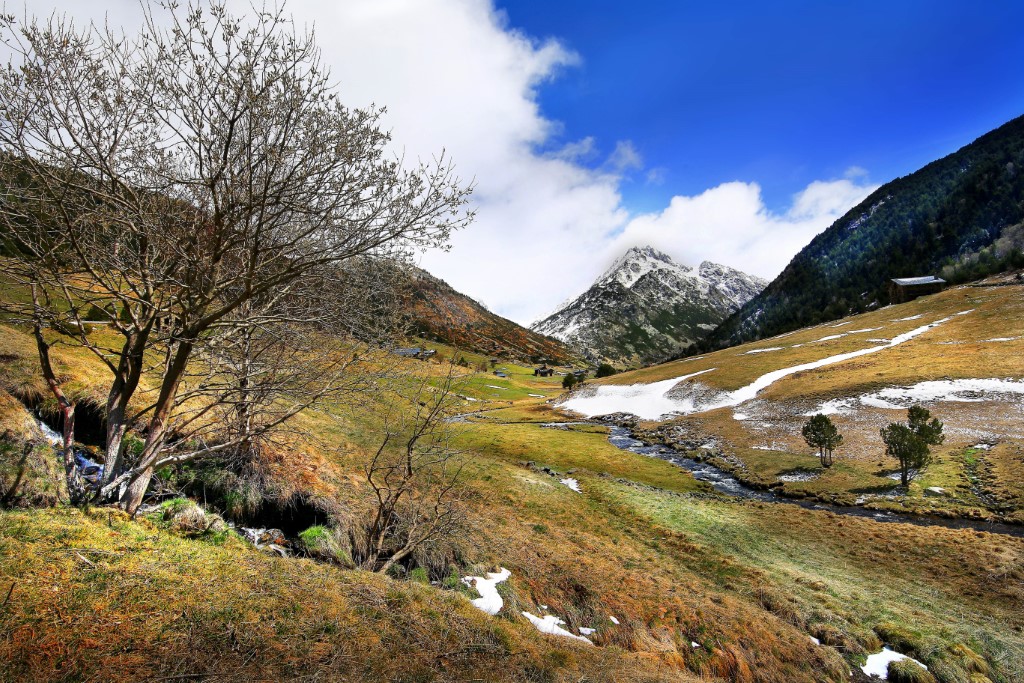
[531,246,767,365]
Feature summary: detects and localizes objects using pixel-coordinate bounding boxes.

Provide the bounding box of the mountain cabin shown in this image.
[888,276,946,304]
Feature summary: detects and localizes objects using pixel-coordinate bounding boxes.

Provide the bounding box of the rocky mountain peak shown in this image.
[531,246,767,364]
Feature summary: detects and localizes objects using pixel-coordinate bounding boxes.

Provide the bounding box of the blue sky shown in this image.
[27,0,1024,324]
[496,0,1024,215]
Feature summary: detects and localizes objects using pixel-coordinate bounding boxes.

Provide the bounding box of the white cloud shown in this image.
[609,175,879,281]
[604,140,643,174]
[11,0,878,326]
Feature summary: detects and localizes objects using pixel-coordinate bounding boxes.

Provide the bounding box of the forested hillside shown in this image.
[699,114,1024,351]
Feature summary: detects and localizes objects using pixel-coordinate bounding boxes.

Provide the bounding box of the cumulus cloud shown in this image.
[14,0,878,325]
[608,174,879,281]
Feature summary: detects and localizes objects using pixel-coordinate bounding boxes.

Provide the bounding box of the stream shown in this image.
[605,425,1024,539]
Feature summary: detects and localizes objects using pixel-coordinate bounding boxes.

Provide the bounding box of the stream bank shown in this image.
[603,423,1024,539]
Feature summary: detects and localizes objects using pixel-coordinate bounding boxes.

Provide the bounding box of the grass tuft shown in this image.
[888,657,936,683]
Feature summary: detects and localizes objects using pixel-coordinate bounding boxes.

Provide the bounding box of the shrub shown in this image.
[595,363,617,378]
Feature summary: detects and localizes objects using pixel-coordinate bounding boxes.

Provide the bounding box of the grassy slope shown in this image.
[2,280,1024,681]
[584,276,1024,521]
[0,507,691,683]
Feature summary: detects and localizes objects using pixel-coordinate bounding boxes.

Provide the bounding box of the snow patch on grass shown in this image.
[521,611,593,644]
[560,478,581,493]
[560,314,964,421]
[743,346,784,354]
[861,647,928,679]
[559,368,716,420]
[808,378,1024,414]
[462,568,511,615]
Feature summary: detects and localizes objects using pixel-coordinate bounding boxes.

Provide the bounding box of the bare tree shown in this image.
[0,2,472,513]
[353,361,466,575]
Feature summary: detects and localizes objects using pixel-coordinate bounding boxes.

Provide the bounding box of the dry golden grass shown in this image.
[4,278,1024,682]
[0,507,702,683]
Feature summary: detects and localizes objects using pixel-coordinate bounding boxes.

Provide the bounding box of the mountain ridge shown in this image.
[698,113,1024,352]
[403,265,574,364]
[531,246,766,365]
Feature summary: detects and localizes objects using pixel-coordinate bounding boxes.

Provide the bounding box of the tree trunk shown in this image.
[32,314,84,502]
[119,339,194,514]
[101,331,148,488]
[121,466,153,515]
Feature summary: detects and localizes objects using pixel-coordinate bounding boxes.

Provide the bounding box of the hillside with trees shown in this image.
[699,114,1024,351]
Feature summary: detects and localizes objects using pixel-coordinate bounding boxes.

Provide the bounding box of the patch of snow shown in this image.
[863,378,1024,408]
[609,615,620,625]
[559,368,716,420]
[983,337,1018,342]
[744,346,784,354]
[861,647,928,679]
[866,338,890,343]
[485,385,506,390]
[691,641,701,648]
[560,478,582,493]
[521,611,593,644]
[733,412,750,421]
[809,636,821,645]
[972,443,993,450]
[956,309,975,315]
[848,327,883,334]
[561,314,965,421]
[892,314,923,322]
[579,627,597,636]
[711,315,964,409]
[805,398,854,416]
[832,321,852,327]
[527,393,545,398]
[814,334,845,342]
[462,568,512,615]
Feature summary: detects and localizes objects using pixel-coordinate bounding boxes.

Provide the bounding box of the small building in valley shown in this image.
[534,366,554,377]
[889,276,946,304]
[394,347,436,360]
